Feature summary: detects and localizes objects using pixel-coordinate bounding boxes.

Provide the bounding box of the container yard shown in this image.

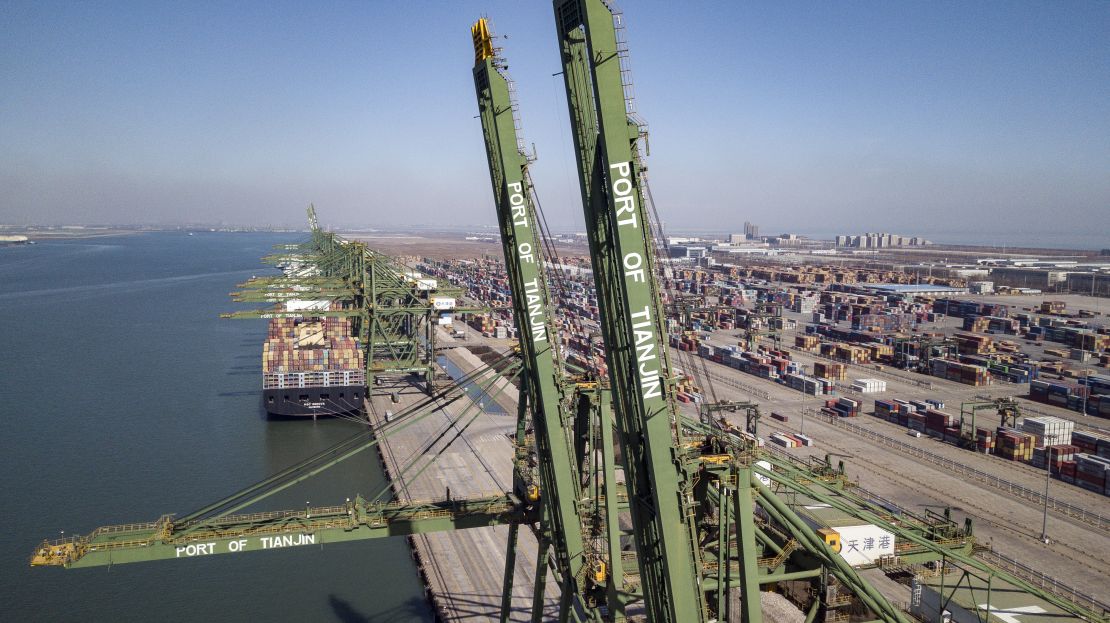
[406,247,1110,606]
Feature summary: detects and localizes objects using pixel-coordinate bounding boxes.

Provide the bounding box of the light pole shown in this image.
[800,364,808,436]
[1040,433,1058,543]
[1081,361,1090,417]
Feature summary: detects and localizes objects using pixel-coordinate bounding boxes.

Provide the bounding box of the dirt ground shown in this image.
[342,231,589,261]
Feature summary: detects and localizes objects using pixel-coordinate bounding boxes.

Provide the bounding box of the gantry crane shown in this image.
[552,2,705,618]
[739,301,783,352]
[891,333,956,373]
[224,214,480,392]
[959,398,1021,449]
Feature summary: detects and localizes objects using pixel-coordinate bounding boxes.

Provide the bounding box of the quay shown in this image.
[366,344,558,622]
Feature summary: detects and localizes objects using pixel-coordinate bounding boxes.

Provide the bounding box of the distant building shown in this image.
[667,236,702,245]
[728,233,745,244]
[744,221,759,240]
[836,232,931,248]
[949,267,991,280]
[989,267,1068,290]
[865,283,968,297]
[670,245,707,259]
[1063,271,1110,297]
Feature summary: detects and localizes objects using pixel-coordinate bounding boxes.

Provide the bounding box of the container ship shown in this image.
[262,310,366,418]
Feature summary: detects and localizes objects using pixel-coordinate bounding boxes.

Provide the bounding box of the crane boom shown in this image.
[552,2,702,620]
[32,494,521,569]
[471,17,590,614]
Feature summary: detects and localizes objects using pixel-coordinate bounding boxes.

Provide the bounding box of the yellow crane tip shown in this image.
[471,18,494,63]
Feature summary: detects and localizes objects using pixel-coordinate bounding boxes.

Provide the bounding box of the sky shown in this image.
[1,1,1108,246]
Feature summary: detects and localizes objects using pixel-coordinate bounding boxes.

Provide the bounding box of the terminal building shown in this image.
[863,283,969,297]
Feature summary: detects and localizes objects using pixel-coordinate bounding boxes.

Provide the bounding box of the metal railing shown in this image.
[825,417,1109,532]
[263,369,366,389]
[812,351,933,389]
[975,547,1110,618]
[705,369,771,400]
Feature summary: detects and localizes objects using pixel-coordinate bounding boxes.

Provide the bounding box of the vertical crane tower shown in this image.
[552,1,704,620]
[470,18,591,620]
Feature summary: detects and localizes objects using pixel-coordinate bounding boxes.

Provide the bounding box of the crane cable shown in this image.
[176,349,519,525]
[527,168,572,312]
[366,358,523,503]
[641,174,721,406]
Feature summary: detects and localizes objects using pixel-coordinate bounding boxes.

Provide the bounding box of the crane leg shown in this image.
[500,521,521,623]
[734,467,763,623]
[531,532,551,623]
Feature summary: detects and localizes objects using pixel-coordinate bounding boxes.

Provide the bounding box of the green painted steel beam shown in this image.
[472,18,591,618]
[752,463,1107,622]
[33,494,522,569]
[221,308,364,319]
[236,277,349,288]
[734,467,764,623]
[553,2,702,620]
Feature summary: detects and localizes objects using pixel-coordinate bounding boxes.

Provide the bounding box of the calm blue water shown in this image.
[0,233,432,622]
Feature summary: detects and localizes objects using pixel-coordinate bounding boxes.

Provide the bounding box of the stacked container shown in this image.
[1020,416,1075,447]
[814,361,846,380]
[795,335,820,351]
[1075,454,1110,493]
[975,427,995,453]
[1073,430,1110,457]
[995,428,1035,462]
[850,378,886,393]
[930,359,992,386]
[924,409,953,438]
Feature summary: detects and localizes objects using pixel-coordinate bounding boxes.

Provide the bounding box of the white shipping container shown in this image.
[832,524,897,566]
[851,378,887,393]
[285,299,332,312]
[755,460,772,487]
[431,296,456,310]
[1021,416,1075,446]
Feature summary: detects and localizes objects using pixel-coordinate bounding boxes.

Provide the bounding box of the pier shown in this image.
[366,345,558,622]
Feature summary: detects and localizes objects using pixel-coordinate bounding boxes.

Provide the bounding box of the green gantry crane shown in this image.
[552,2,981,622]
[225,206,479,392]
[959,398,1021,448]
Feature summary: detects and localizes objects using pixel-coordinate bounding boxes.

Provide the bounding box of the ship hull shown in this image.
[263,385,365,418]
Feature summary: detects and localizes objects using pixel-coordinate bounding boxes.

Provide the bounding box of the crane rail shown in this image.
[824,415,1110,531]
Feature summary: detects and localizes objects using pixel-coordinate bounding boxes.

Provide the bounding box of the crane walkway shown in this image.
[30,495,520,569]
[368,344,559,623]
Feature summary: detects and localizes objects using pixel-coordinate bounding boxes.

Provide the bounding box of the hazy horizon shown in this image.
[2,2,1107,245]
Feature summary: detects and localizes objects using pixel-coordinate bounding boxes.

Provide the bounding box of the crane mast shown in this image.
[471,18,590,619]
[552,2,703,620]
